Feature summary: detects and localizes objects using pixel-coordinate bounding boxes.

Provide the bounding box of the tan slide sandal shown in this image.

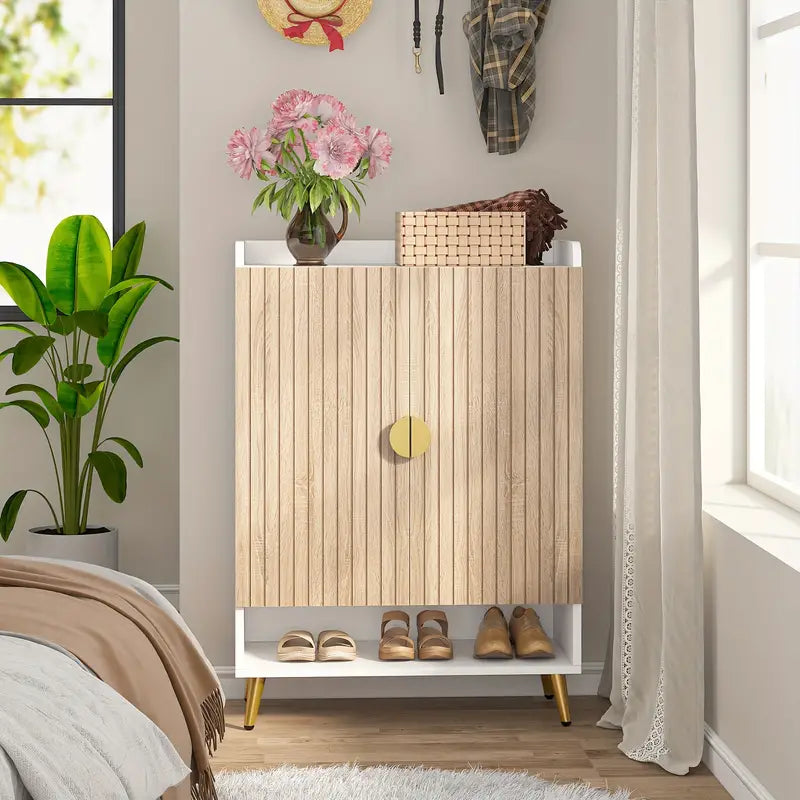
[277,630,316,662]
[417,609,453,660]
[317,630,357,662]
[378,610,415,661]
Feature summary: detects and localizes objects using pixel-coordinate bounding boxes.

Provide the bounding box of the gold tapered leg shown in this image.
[550,674,571,727]
[541,674,555,699]
[244,677,265,731]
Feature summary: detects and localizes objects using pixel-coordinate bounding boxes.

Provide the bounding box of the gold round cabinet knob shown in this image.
[389,416,431,459]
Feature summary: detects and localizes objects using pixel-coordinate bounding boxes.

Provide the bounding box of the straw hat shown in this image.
[257,0,373,49]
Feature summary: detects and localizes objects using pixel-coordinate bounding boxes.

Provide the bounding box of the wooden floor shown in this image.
[217,696,730,799]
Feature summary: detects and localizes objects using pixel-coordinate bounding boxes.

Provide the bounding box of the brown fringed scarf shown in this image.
[0,557,224,800]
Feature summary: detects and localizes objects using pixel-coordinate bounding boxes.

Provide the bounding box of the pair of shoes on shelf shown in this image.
[474,606,555,660]
[277,630,357,662]
[379,610,453,661]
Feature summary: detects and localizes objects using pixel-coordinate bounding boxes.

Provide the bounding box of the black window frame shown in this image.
[0,0,125,322]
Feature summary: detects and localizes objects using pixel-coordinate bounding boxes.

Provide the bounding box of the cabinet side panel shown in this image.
[380,267,397,605]
[235,269,251,607]
[467,268,484,603]
[569,269,584,602]
[249,269,266,607]
[423,267,440,604]
[322,269,339,605]
[307,268,324,606]
[408,267,426,605]
[539,268,555,603]
[438,267,454,605]
[510,268,527,603]
[453,268,469,605]
[481,268,497,602]
[278,270,295,606]
[525,269,541,604]
[293,268,310,606]
[337,268,354,606]
[264,271,281,606]
[351,268,368,606]
[496,267,512,604]
[365,270,383,605]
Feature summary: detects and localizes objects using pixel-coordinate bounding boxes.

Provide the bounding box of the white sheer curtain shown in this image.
[598,0,704,776]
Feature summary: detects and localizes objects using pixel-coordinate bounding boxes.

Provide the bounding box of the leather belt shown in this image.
[434,0,444,94]
[413,0,422,73]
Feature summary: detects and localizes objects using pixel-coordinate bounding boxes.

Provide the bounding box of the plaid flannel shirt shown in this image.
[463,0,552,155]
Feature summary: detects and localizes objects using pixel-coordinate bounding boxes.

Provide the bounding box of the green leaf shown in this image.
[102,436,143,468]
[63,363,92,381]
[309,181,325,212]
[102,275,174,300]
[293,182,308,211]
[0,323,35,336]
[73,310,109,338]
[111,221,146,286]
[97,282,156,367]
[6,384,64,422]
[88,451,127,503]
[57,380,104,418]
[252,185,271,214]
[0,490,28,542]
[349,180,366,204]
[0,400,50,429]
[46,215,112,314]
[50,314,77,336]
[11,335,54,375]
[0,262,57,325]
[111,335,179,384]
[339,184,355,213]
[0,346,15,364]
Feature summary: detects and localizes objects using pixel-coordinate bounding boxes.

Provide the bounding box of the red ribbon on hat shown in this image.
[283,1,347,52]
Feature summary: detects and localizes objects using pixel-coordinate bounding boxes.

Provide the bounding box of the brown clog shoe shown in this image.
[473,606,513,659]
[509,606,556,659]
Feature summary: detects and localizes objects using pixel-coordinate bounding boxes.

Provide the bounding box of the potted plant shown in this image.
[226,89,392,265]
[0,214,177,568]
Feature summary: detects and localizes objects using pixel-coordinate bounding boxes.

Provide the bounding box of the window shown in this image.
[0,0,124,321]
[749,0,800,510]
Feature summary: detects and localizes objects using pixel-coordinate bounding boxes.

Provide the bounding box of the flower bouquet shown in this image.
[227,89,392,265]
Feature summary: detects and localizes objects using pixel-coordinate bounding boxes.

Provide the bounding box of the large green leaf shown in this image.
[0,347,15,364]
[111,336,179,384]
[97,282,155,367]
[102,436,143,468]
[0,323,34,336]
[11,335,54,375]
[57,380,105,418]
[50,314,77,336]
[111,221,146,285]
[46,215,112,314]
[64,363,92,382]
[6,384,64,422]
[0,262,57,325]
[0,399,50,429]
[88,451,127,503]
[73,310,109,338]
[102,275,174,300]
[0,490,28,542]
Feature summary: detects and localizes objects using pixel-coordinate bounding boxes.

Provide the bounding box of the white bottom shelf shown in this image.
[236,639,581,679]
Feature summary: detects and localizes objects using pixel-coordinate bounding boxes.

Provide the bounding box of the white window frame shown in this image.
[747,0,800,511]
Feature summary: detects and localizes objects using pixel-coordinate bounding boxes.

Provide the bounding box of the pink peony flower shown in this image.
[332,109,367,146]
[361,126,393,178]
[227,127,271,180]
[311,125,362,179]
[270,88,315,138]
[309,93,346,123]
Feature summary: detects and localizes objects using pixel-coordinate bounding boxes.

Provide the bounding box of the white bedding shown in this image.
[0,558,219,800]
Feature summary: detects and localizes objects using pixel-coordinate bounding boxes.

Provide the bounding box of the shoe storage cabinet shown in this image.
[234,241,583,728]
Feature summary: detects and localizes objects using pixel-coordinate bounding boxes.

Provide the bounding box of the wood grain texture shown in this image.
[220,697,732,800]
[235,266,583,608]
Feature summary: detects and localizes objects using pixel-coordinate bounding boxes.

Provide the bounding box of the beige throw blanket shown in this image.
[0,557,224,800]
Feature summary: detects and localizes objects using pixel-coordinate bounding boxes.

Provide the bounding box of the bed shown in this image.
[0,557,222,800]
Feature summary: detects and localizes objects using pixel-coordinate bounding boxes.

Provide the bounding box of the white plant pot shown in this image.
[26,525,119,570]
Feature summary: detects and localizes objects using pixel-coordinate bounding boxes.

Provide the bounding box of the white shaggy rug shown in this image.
[215,765,630,800]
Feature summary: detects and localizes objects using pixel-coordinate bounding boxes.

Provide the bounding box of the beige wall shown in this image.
[0,0,180,585]
[179,0,617,668]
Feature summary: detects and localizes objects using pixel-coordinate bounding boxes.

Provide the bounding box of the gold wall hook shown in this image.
[389,415,431,458]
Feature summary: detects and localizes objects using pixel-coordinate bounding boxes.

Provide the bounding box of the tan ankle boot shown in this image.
[473,606,513,659]
[509,606,555,659]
